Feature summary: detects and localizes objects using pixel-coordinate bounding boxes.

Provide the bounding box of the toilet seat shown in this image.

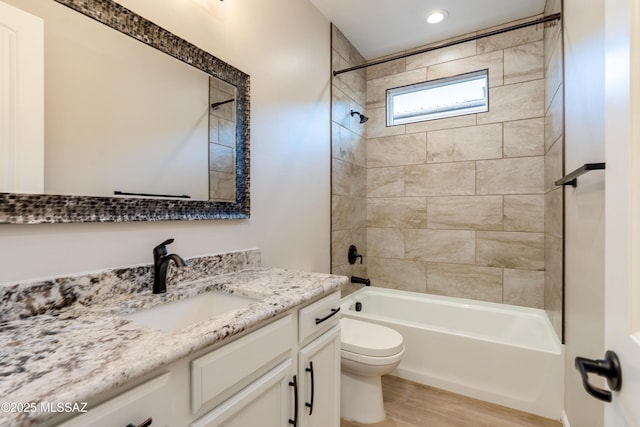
[340,317,404,357]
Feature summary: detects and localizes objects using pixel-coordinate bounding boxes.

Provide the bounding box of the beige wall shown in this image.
[0,0,331,284]
[362,20,548,308]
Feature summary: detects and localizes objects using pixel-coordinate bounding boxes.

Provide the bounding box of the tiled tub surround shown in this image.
[0,249,347,426]
[543,0,564,339]
[335,16,555,310]
[331,25,368,292]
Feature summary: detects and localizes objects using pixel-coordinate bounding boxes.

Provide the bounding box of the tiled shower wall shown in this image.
[331,25,367,291]
[364,20,547,308]
[544,0,564,338]
[332,13,563,320]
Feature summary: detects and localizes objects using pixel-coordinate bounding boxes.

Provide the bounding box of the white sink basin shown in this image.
[124,292,258,332]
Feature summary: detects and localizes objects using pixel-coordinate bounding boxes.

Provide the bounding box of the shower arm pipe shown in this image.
[333,13,561,76]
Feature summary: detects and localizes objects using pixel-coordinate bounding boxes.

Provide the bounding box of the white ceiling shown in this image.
[308,0,546,60]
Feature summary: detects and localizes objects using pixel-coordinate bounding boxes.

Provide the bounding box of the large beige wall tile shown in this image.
[332,159,366,197]
[545,188,563,238]
[503,118,545,158]
[367,227,404,258]
[331,228,366,268]
[503,269,544,308]
[427,196,503,230]
[427,124,503,163]
[367,166,405,197]
[477,231,544,269]
[405,229,476,264]
[406,162,476,196]
[332,25,365,68]
[332,86,351,129]
[477,24,543,54]
[367,57,406,81]
[405,113,477,134]
[427,263,503,302]
[545,86,564,151]
[477,79,545,124]
[545,38,563,111]
[406,40,477,71]
[545,234,563,298]
[367,68,427,109]
[504,41,544,85]
[545,233,563,338]
[209,171,235,201]
[428,51,504,87]
[334,69,366,109]
[368,257,427,292]
[332,195,367,230]
[333,125,366,166]
[368,133,427,167]
[366,107,406,139]
[477,157,544,195]
[209,143,235,173]
[368,197,427,228]
[503,195,545,232]
[544,138,563,192]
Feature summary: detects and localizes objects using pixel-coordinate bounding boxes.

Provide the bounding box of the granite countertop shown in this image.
[0,267,347,427]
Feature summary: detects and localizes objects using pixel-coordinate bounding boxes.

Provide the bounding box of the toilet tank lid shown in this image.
[340,317,404,357]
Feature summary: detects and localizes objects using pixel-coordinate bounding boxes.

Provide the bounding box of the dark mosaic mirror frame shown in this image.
[0,0,250,224]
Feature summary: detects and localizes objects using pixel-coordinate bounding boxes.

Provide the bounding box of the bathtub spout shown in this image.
[351,276,370,286]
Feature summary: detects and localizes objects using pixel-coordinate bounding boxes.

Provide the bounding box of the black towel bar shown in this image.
[554,163,605,187]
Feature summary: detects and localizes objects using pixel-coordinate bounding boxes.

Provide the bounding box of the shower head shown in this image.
[350,110,369,124]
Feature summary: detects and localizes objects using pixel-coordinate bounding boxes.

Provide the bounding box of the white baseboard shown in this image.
[561,410,571,427]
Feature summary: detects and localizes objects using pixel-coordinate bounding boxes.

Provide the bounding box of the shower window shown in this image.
[386,69,489,126]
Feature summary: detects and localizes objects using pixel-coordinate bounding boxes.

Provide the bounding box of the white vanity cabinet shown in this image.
[51,291,341,427]
[190,315,297,427]
[189,291,342,427]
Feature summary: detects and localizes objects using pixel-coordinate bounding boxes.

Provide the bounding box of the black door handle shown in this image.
[289,375,298,426]
[575,350,622,402]
[315,308,340,325]
[305,361,315,415]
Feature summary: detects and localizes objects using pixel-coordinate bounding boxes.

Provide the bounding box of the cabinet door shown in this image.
[298,325,340,427]
[191,359,295,427]
[57,373,172,427]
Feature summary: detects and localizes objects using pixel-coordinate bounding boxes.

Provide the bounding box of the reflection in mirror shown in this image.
[209,79,237,201]
[0,0,250,222]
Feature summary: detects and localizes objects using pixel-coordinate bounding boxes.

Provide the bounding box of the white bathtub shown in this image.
[341,287,564,420]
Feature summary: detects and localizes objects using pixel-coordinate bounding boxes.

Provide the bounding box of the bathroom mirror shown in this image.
[0,0,250,223]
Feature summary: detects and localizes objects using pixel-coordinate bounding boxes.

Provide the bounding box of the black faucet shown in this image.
[152,238,187,294]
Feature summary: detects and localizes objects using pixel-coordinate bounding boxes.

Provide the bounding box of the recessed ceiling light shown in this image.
[427,10,448,24]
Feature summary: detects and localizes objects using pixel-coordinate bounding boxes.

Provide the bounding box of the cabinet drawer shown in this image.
[298,292,341,345]
[191,315,294,414]
[57,373,171,427]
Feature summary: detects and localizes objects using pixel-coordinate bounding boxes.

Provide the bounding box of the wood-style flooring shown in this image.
[340,376,561,427]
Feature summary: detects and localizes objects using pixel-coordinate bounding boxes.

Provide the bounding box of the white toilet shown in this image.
[340,317,405,424]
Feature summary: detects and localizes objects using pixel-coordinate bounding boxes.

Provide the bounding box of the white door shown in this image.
[604,0,640,424]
